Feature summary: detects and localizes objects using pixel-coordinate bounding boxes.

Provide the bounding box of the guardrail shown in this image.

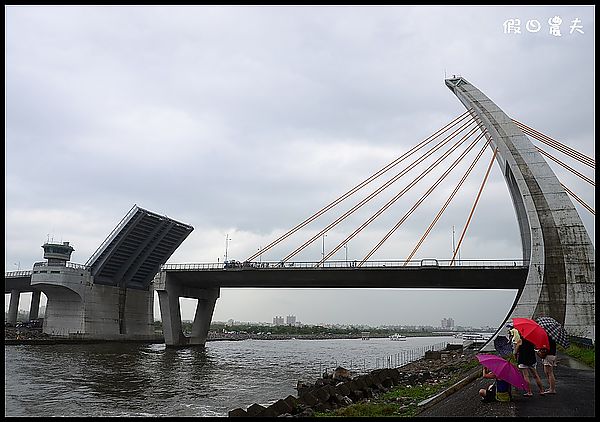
[84,204,139,267]
[567,335,594,348]
[33,262,90,270]
[4,270,33,277]
[5,263,91,278]
[8,260,526,277]
[316,341,450,377]
[161,259,529,271]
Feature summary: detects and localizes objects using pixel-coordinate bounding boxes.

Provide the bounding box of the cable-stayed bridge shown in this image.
[5,77,594,348]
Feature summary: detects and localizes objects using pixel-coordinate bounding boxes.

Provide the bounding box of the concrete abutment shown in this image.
[29,265,155,340]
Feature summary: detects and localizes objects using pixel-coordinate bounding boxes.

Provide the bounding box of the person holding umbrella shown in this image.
[535,315,570,395]
[479,367,512,402]
[514,336,545,396]
[479,366,498,402]
[476,354,527,403]
[537,337,558,394]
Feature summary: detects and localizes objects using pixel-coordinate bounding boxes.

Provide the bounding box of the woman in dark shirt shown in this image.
[515,337,545,396]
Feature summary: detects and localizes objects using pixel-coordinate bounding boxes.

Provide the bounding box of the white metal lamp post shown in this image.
[225,234,231,262]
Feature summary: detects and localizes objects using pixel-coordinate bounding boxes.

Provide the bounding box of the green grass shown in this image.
[322,402,404,417]
[457,358,480,372]
[561,344,595,368]
[315,369,473,417]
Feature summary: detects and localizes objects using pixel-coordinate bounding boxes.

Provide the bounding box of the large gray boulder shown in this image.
[228,408,247,417]
[332,366,351,382]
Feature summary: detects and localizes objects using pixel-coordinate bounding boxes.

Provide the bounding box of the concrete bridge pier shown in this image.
[5,289,42,324]
[156,272,220,347]
[29,290,41,320]
[7,289,20,325]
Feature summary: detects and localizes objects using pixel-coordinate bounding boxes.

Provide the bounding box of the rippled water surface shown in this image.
[5,336,458,417]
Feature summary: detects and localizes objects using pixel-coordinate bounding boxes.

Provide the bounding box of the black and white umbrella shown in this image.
[535,316,570,349]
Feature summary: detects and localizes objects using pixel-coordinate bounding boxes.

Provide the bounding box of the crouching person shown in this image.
[479,367,512,402]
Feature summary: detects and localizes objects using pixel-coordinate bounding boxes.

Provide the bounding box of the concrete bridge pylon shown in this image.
[446,76,595,343]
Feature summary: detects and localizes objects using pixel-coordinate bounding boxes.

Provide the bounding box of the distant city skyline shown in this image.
[208,317,493,331]
[6,306,495,331]
[202,312,495,331]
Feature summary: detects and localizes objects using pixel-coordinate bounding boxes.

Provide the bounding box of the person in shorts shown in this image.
[537,337,557,394]
[515,336,545,396]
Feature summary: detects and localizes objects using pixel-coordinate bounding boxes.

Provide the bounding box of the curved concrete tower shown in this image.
[445,77,595,342]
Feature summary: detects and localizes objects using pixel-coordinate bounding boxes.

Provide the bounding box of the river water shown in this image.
[5,336,460,417]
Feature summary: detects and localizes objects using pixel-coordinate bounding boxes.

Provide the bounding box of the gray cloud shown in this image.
[5,5,594,328]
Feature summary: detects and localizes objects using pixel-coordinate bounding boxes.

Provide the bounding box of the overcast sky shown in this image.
[5,5,594,328]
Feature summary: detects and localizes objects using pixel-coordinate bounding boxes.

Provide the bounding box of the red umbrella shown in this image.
[513,317,550,349]
[476,354,528,391]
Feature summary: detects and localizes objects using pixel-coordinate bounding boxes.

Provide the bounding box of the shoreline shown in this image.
[228,343,477,417]
[4,332,456,345]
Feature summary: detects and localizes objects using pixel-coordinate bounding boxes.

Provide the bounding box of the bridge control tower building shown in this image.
[42,241,75,266]
[6,241,76,324]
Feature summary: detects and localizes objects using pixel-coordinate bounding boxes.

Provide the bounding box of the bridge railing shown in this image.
[161,263,225,271]
[84,204,139,267]
[32,262,91,271]
[161,259,529,271]
[4,270,33,278]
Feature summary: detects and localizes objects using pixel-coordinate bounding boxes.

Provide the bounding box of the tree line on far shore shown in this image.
[151,320,457,337]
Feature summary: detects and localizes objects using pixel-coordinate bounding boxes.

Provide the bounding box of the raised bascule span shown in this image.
[85,205,194,290]
[5,78,594,348]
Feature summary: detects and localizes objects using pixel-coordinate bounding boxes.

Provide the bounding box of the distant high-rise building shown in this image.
[441,317,455,330]
[273,316,284,326]
[286,315,296,326]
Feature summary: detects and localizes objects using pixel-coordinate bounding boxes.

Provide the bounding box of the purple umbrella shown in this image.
[494,335,514,357]
[476,353,528,391]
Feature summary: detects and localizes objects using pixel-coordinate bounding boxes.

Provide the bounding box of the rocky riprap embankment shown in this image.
[4,326,50,340]
[228,347,475,417]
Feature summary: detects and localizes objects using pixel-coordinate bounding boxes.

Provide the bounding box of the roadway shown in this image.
[6,261,529,291]
[161,264,528,289]
[4,274,38,293]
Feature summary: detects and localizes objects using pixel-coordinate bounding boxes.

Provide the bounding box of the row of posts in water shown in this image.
[318,341,448,376]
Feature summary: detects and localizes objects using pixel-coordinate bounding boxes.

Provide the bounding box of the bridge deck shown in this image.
[85,205,193,289]
[6,262,528,291]
[161,264,528,289]
[5,274,36,293]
